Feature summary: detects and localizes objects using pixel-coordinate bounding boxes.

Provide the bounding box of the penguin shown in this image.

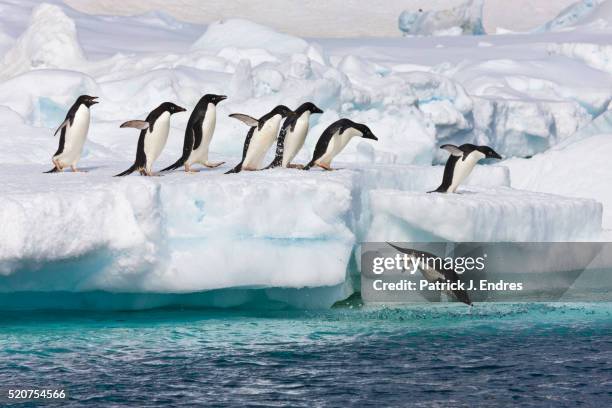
[161,94,227,173]
[429,144,502,193]
[265,102,323,169]
[115,102,187,177]
[387,243,472,305]
[303,118,378,171]
[45,95,98,173]
[225,105,293,174]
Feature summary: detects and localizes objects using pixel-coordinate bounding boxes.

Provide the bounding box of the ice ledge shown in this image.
[367,187,603,242]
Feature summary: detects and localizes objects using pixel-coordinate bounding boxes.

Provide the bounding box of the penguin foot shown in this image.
[71,165,86,173]
[243,166,258,171]
[318,163,338,171]
[204,161,225,168]
[184,165,199,173]
[287,164,304,169]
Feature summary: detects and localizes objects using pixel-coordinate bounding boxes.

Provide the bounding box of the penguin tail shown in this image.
[224,163,243,174]
[160,157,186,172]
[302,160,316,171]
[43,167,60,174]
[115,164,137,177]
[427,185,446,194]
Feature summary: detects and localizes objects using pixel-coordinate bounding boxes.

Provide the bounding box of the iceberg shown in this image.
[398,0,486,37]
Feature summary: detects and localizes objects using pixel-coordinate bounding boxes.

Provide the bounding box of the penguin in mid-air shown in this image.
[265,102,323,169]
[303,118,378,171]
[115,102,186,177]
[161,94,227,173]
[45,95,98,173]
[429,144,502,193]
[226,105,293,173]
[387,243,472,306]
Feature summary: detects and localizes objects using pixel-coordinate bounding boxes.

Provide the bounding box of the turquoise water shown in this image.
[1,303,611,407]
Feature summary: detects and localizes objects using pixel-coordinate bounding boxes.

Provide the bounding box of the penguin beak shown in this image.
[89,97,99,105]
[488,150,502,160]
[177,106,187,113]
[313,106,323,114]
[218,95,227,102]
[363,132,378,141]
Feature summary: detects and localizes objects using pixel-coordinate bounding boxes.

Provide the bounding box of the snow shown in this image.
[504,133,612,229]
[192,19,308,55]
[0,1,609,309]
[398,0,486,36]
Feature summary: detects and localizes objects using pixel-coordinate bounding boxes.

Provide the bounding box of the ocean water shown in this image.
[0,303,611,407]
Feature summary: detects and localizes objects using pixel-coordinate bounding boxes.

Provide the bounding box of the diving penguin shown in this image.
[387,243,472,305]
[226,105,292,174]
[161,94,227,173]
[45,95,98,173]
[303,119,378,170]
[265,102,323,169]
[429,144,502,193]
[115,102,186,177]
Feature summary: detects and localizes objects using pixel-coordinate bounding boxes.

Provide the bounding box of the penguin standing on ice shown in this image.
[45,95,98,173]
[226,105,292,174]
[161,94,227,173]
[115,102,186,177]
[303,118,378,171]
[429,144,502,193]
[265,102,323,169]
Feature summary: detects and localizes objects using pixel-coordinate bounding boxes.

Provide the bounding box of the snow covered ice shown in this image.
[0,0,611,309]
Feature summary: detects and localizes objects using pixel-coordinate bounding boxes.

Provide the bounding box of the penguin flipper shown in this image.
[229,113,259,127]
[440,144,462,157]
[53,119,69,136]
[120,120,149,130]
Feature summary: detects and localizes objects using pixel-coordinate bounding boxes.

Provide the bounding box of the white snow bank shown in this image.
[0,3,85,80]
[504,133,612,229]
[398,0,486,36]
[192,19,308,54]
[367,187,602,242]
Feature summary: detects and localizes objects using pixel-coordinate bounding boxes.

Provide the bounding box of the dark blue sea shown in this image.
[1,303,611,407]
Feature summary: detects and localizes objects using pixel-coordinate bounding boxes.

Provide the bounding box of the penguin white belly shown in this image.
[448,151,485,193]
[317,128,361,165]
[243,115,282,169]
[144,112,171,171]
[188,104,216,165]
[282,113,310,167]
[55,105,90,166]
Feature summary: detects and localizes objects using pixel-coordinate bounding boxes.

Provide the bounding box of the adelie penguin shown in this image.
[429,143,502,193]
[265,102,323,169]
[115,102,186,177]
[226,105,292,173]
[161,94,227,173]
[303,118,378,171]
[45,95,98,173]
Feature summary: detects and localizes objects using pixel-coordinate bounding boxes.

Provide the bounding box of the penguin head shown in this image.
[78,95,98,107]
[203,94,227,105]
[477,145,502,160]
[160,102,187,115]
[271,105,292,118]
[353,122,378,141]
[296,102,324,115]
